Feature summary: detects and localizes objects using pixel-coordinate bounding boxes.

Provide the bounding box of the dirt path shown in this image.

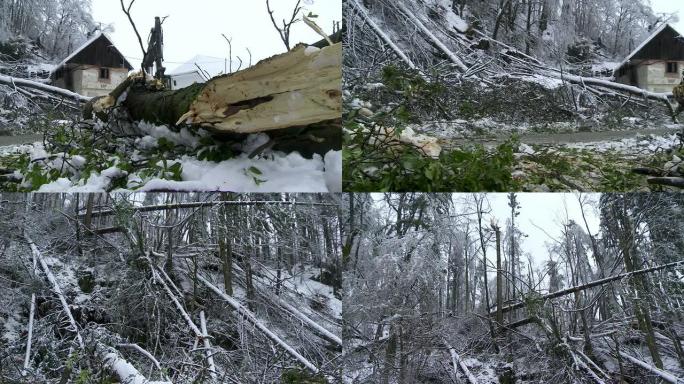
[0,134,43,147]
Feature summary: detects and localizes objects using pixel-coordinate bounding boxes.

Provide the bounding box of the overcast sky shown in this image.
[371,193,601,272]
[90,0,341,73]
[651,0,683,32]
[484,193,600,267]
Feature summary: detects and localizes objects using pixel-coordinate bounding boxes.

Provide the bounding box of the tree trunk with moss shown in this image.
[84,43,341,157]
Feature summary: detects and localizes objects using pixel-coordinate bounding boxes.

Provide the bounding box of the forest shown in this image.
[343,0,684,192]
[342,193,684,383]
[0,0,97,62]
[0,192,342,383]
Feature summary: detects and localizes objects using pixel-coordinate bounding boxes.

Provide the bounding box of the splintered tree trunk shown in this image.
[86,43,341,156]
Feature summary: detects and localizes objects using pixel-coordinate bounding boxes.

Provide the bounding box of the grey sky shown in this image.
[485,193,601,268]
[90,0,341,73]
[651,0,683,33]
[370,193,601,271]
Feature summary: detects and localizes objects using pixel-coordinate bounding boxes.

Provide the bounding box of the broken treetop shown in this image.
[52,33,133,73]
[614,24,684,72]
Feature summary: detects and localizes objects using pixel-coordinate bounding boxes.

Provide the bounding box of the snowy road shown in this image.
[0,134,43,147]
[456,127,680,146]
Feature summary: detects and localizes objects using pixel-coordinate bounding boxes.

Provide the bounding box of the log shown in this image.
[78,200,337,218]
[0,74,91,103]
[197,274,320,374]
[646,177,684,188]
[347,0,418,70]
[25,233,84,349]
[85,43,341,156]
[444,341,478,384]
[97,344,172,384]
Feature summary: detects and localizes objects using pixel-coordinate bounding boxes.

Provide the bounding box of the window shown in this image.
[99,67,110,79]
[666,62,678,74]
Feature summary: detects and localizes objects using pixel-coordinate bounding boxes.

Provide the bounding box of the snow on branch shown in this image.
[196,274,320,373]
[603,349,683,384]
[394,2,469,72]
[269,292,342,347]
[0,74,91,103]
[199,311,218,381]
[117,343,170,382]
[99,344,172,384]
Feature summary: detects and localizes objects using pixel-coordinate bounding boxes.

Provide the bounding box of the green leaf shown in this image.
[248,166,263,175]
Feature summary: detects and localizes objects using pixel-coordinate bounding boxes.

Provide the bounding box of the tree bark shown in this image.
[495,225,503,326]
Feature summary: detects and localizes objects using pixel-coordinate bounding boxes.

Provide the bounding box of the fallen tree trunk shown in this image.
[444,341,478,384]
[78,200,337,218]
[197,274,320,374]
[97,344,172,384]
[348,0,418,70]
[85,43,341,156]
[489,260,684,317]
[394,2,469,72]
[25,233,84,349]
[0,74,91,103]
[597,348,683,384]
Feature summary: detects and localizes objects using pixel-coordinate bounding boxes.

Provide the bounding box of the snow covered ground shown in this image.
[0,135,341,192]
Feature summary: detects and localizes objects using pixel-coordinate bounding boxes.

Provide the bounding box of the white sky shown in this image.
[90,0,341,73]
[485,193,600,267]
[371,193,601,271]
[651,0,683,33]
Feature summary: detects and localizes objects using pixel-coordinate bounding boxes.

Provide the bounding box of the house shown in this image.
[613,24,684,93]
[168,55,241,90]
[168,69,207,90]
[50,33,133,97]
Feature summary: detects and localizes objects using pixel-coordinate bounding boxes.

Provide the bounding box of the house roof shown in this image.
[169,55,243,79]
[51,33,133,74]
[614,23,684,72]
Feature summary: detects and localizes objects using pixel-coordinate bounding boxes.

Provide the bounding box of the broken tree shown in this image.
[85,43,341,157]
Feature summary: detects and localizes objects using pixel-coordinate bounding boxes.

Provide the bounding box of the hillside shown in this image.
[0,193,342,383]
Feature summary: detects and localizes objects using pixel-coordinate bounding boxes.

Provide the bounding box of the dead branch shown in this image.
[266,0,302,51]
[119,0,147,73]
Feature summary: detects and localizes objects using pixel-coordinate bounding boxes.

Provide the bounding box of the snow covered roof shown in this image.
[51,33,132,74]
[168,55,242,79]
[614,23,678,72]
